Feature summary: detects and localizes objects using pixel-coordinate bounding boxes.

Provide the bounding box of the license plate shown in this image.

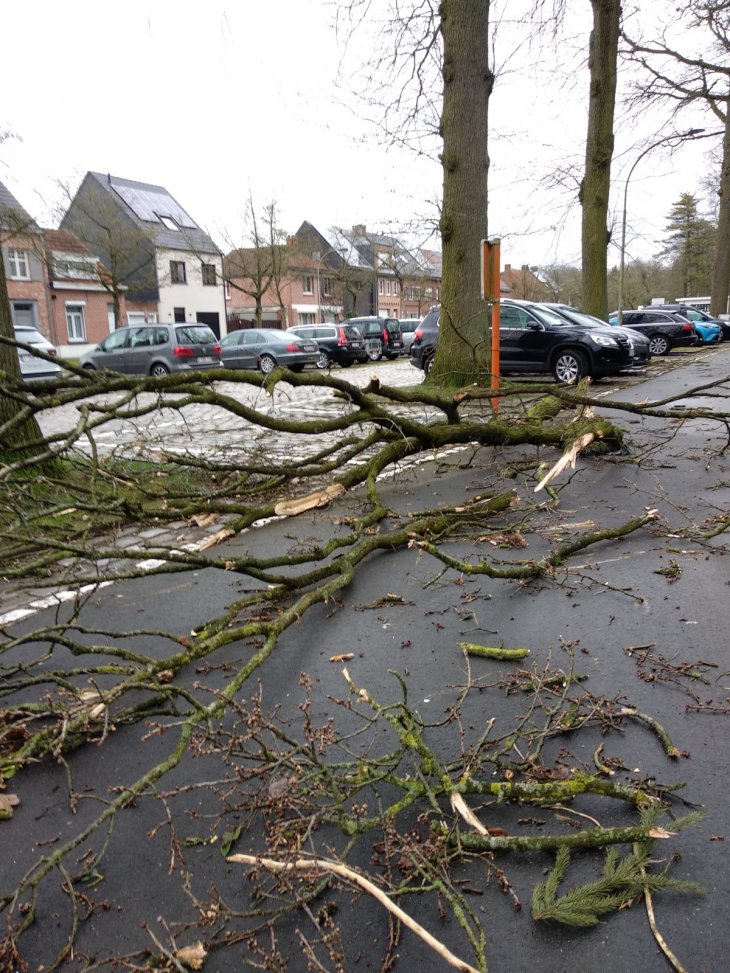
[196,356,213,364]
[351,341,362,348]
[302,341,317,351]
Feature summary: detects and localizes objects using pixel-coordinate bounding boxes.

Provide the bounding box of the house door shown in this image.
[196,312,220,338]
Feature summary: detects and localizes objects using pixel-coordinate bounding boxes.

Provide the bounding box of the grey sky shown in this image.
[2,0,715,269]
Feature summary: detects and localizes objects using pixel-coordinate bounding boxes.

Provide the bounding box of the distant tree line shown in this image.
[541,189,720,313]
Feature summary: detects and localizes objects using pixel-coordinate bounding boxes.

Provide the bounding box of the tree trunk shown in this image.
[429,0,492,387]
[580,0,620,321]
[0,255,45,462]
[710,98,730,317]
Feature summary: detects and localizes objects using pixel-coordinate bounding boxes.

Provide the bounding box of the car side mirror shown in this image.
[526,321,541,331]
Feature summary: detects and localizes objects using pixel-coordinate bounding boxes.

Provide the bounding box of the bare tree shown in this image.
[623,1,730,315]
[224,196,288,328]
[580,0,621,320]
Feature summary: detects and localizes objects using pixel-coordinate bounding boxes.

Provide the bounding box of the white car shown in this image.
[13,325,62,380]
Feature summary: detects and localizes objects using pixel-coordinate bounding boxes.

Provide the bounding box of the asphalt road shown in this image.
[3,347,729,973]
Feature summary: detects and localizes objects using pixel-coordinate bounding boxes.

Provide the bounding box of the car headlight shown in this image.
[589,333,618,348]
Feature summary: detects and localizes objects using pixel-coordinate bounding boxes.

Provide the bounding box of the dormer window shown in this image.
[157,214,180,231]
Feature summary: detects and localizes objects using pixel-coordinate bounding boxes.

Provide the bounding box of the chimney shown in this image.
[504,264,511,272]
[352,224,366,236]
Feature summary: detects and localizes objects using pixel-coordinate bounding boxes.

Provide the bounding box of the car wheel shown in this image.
[423,353,434,375]
[259,354,276,374]
[552,349,588,384]
[82,363,96,371]
[648,334,671,356]
[150,363,170,377]
[315,351,331,370]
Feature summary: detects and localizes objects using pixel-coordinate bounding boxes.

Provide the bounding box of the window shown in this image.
[386,281,391,295]
[8,249,30,280]
[127,312,158,325]
[425,287,433,299]
[393,281,399,295]
[321,277,333,297]
[378,280,384,296]
[101,330,129,351]
[202,263,217,286]
[65,303,86,342]
[174,307,186,323]
[170,260,187,284]
[299,312,316,325]
[302,275,314,294]
[224,281,231,300]
[157,215,180,231]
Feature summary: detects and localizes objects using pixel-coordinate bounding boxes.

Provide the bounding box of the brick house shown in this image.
[1,180,125,356]
[500,263,551,301]
[61,173,227,337]
[224,220,446,330]
[44,229,127,356]
[1,181,51,338]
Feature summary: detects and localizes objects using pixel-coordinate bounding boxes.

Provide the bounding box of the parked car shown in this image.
[608,310,697,355]
[640,304,730,341]
[220,328,320,373]
[13,325,61,381]
[347,316,404,360]
[397,318,422,354]
[286,323,367,369]
[540,303,651,366]
[691,320,723,345]
[410,300,634,382]
[80,323,221,376]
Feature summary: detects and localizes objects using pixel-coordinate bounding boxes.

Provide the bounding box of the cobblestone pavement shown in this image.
[37,358,428,464]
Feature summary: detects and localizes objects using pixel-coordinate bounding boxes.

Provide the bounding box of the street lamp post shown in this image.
[617,129,704,326]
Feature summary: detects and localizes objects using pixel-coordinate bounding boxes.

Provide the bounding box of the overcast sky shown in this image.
[1,0,716,270]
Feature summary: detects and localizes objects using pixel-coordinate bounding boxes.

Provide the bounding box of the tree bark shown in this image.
[581,0,620,321]
[0,255,45,461]
[710,97,730,316]
[429,0,492,387]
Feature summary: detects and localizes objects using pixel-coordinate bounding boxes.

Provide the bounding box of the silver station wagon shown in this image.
[80,324,221,376]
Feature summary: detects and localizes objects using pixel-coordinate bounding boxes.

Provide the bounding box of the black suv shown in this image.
[287,323,368,369]
[643,304,730,341]
[610,310,698,355]
[347,317,404,360]
[410,301,634,382]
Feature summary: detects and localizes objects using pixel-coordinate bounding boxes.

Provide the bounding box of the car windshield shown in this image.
[522,305,571,327]
[175,326,216,344]
[558,308,610,328]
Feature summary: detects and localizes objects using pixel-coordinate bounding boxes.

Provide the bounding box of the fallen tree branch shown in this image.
[227,853,481,973]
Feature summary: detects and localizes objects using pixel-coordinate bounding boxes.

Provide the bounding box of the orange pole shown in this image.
[488,239,501,413]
